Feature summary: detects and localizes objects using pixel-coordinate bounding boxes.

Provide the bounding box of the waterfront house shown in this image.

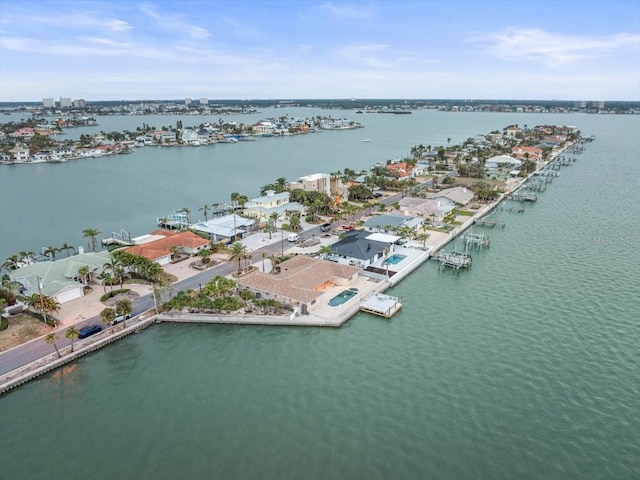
[424,186,475,207]
[398,197,454,223]
[485,155,522,171]
[328,231,396,268]
[236,256,360,312]
[386,161,411,177]
[124,230,210,265]
[512,145,543,161]
[9,146,30,162]
[9,251,112,304]
[251,121,274,135]
[505,126,522,138]
[242,190,305,221]
[191,214,257,243]
[287,173,331,196]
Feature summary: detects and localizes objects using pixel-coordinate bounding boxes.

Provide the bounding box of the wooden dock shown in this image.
[463,231,490,248]
[474,218,505,228]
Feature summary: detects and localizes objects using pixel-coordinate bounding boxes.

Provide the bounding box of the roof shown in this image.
[247,191,290,206]
[362,214,408,229]
[192,214,256,238]
[124,230,209,260]
[486,154,522,166]
[425,186,475,205]
[9,251,112,297]
[331,231,391,260]
[399,197,454,216]
[236,256,360,304]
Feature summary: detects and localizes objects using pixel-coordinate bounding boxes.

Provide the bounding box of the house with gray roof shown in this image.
[424,186,475,207]
[191,214,256,243]
[9,251,112,304]
[362,214,423,235]
[328,230,395,268]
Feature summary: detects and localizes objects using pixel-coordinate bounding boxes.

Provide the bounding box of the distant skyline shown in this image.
[1,0,639,102]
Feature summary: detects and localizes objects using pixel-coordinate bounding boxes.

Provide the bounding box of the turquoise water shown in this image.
[328,289,357,306]
[385,254,407,265]
[1,112,639,479]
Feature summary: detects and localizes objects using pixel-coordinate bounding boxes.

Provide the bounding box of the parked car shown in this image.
[111,313,131,326]
[78,324,102,339]
[373,192,383,198]
[320,223,332,232]
[287,233,300,242]
[341,224,353,231]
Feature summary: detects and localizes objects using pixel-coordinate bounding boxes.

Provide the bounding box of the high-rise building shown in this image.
[199,97,208,105]
[185,98,192,105]
[592,101,605,109]
[59,97,72,108]
[575,100,586,108]
[72,99,86,108]
[42,98,55,108]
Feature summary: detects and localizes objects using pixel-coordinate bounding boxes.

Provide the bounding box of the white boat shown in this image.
[362,138,371,142]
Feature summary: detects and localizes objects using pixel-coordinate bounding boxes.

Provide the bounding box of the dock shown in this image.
[359,293,403,318]
[101,229,133,246]
[507,193,537,202]
[473,218,505,228]
[463,231,490,248]
[435,251,472,271]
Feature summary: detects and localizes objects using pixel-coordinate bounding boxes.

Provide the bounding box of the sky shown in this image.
[1,0,639,101]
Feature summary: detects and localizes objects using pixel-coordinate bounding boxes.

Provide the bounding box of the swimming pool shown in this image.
[328,289,358,306]
[385,254,407,265]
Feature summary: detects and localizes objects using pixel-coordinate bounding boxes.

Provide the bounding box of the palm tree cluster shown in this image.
[111,251,163,283]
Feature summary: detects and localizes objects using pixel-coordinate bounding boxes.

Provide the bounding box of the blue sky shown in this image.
[1,0,639,101]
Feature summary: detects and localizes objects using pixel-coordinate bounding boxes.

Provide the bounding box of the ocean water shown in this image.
[0,111,639,479]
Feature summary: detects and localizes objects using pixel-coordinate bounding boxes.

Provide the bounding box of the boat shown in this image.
[362,138,371,143]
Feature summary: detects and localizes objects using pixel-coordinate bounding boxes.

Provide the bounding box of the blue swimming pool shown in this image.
[328,289,358,306]
[385,254,407,265]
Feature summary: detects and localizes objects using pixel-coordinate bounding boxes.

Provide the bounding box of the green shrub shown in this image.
[100,288,131,302]
[0,316,8,331]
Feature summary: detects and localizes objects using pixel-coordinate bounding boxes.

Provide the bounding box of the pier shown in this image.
[507,193,537,202]
[474,218,505,228]
[359,293,403,318]
[101,229,133,246]
[463,231,490,248]
[435,251,472,271]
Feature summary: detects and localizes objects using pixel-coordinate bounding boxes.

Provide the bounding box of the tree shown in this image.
[97,271,111,293]
[268,212,279,238]
[199,204,209,221]
[100,307,116,330]
[181,207,191,225]
[18,251,34,266]
[289,212,301,231]
[65,326,80,352]
[115,299,132,327]
[77,265,90,285]
[82,228,101,252]
[43,246,59,261]
[45,332,61,358]
[60,243,75,257]
[318,245,333,260]
[229,242,248,274]
[275,177,287,193]
[2,254,21,271]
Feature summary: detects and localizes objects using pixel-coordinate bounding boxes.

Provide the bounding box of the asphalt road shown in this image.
[0,192,404,376]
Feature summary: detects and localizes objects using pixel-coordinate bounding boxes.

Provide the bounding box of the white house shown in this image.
[485,155,522,170]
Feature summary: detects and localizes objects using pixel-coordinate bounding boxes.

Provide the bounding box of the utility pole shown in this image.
[36,275,50,326]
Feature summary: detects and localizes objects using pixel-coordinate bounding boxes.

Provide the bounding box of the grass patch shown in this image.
[0,317,8,331]
[452,209,474,217]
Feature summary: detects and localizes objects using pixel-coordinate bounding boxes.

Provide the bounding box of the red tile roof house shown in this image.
[124,230,209,265]
[386,161,411,177]
[235,256,360,312]
[511,146,543,161]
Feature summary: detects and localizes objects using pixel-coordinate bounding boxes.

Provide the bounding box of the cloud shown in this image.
[140,3,211,39]
[474,28,640,66]
[319,2,374,20]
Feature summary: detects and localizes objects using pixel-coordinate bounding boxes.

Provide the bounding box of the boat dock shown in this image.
[473,218,505,228]
[359,293,403,318]
[507,193,538,202]
[101,229,133,246]
[435,251,472,271]
[463,231,490,248]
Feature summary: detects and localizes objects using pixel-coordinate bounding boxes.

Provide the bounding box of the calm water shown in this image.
[1,111,639,479]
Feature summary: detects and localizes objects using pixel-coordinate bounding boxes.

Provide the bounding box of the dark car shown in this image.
[78,324,102,339]
[320,223,332,232]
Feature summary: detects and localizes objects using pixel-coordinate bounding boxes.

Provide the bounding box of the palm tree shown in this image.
[44,332,61,358]
[261,251,267,272]
[181,207,191,225]
[237,194,249,210]
[43,246,59,261]
[230,192,240,239]
[77,265,90,285]
[2,254,21,271]
[103,255,123,289]
[100,307,116,330]
[318,245,333,260]
[116,299,132,327]
[199,204,209,221]
[82,228,101,252]
[289,213,301,232]
[66,326,80,352]
[229,242,248,274]
[97,271,111,293]
[60,243,75,257]
[275,177,287,193]
[268,212,279,239]
[18,251,34,265]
